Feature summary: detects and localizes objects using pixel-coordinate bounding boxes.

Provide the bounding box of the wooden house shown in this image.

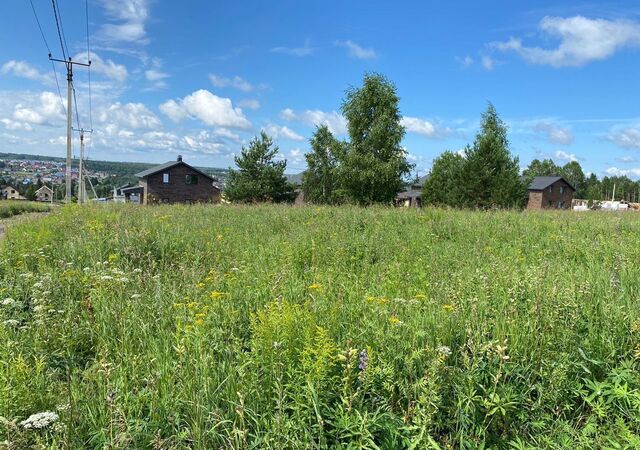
[35,185,53,202]
[130,156,221,205]
[526,176,575,210]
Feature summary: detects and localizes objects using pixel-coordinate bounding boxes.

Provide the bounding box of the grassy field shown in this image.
[0,201,51,219]
[1,204,639,449]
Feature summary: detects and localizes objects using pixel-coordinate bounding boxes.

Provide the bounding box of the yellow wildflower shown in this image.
[195,313,206,318]
[108,253,119,262]
[415,293,427,300]
[173,303,184,308]
[442,304,454,313]
[389,315,402,325]
[196,282,205,289]
[210,291,226,299]
[187,302,198,309]
[308,283,321,290]
[195,319,204,326]
[216,234,224,241]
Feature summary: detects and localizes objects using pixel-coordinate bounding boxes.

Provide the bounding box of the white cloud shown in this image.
[212,127,242,143]
[609,125,640,149]
[159,89,251,129]
[401,116,452,139]
[456,56,474,68]
[13,91,65,126]
[98,102,161,129]
[492,16,640,67]
[533,122,574,145]
[209,74,254,92]
[97,0,150,44]
[481,56,494,71]
[280,108,347,135]
[615,155,637,163]
[72,52,128,82]
[0,118,32,131]
[238,99,260,110]
[264,124,304,141]
[270,41,314,56]
[554,150,579,163]
[335,40,377,59]
[1,60,50,84]
[145,69,168,82]
[290,148,302,158]
[605,166,640,178]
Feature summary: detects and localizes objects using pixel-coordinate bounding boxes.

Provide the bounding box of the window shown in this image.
[548,186,553,193]
[185,174,198,185]
[559,186,564,194]
[162,173,169,183]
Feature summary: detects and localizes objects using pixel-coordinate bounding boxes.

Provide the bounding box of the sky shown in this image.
[1,1,640,178]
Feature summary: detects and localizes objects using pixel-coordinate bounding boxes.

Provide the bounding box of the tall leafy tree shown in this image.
[302,125,344,204]
[461,103,525,208]
[339,73,413,204]
[522,158,562,180]
[225,131,295,203]
[561,161,586,197]
[422,151,465,207]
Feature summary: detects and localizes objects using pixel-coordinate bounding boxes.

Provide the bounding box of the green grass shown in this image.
[0,201,51,219]
[1,204,639,449]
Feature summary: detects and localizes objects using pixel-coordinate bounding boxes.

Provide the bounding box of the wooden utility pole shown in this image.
[49,55,90,203]
[73,128,92,204]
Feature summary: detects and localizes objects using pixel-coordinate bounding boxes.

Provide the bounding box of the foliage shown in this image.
[302,125,345,204]
[0,201,50,219]
[338,73,413,205]
[1,204,640,448]
[522,159,587,198]
[225,131,296,203]
[421,151,465,206]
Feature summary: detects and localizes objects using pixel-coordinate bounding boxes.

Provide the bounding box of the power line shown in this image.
[85,0,93,131]
[28,0,51,54]
[50,60,67,115]
[51,0,69,60]
[72,84,81,130]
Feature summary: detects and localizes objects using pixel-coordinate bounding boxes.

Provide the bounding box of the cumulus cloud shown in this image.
[605,166,640,178]
[270,41,314,57]
[0,118,33,131]
[98,102,161,129]
[491,16,640,67]
[72,52,128,82]
[1,60,50,84]
[160,89,251,129]
[335,40,377,59]
[554,150,579,163]
[533,122,574,145]
[280,108,347,135]
[238,99,260,110]
[608,125,640,149]
[264,124,304,141]
[12,91,65,126]
[615,155,637,163]
[481,56,494,71]
[401,117,452,139]
[97,0,150,44]
[209,74,254,92]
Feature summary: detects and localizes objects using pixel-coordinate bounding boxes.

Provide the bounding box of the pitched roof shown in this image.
[35,185,53,193]
[396,189,422,199]
[135,159,215,182]
[528,176,576,191]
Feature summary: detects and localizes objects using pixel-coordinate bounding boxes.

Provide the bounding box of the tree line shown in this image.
[225,73,640,207]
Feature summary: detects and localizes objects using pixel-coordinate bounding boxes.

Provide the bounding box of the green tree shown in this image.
[339,73,413,204]
[460,103,525,208]
[422,151,465,207]
[302,125,344,204]
[522,158,562,180]
[225,131,295,203]
[561,161,586,197]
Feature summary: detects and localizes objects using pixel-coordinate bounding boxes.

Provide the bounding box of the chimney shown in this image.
[177,155,183,162]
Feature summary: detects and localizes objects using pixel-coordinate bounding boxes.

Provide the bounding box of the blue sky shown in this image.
[1,1,640,178]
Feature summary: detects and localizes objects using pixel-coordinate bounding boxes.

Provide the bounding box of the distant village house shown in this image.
[395,176,427,208]
[35,185,53,202]
[125,156,221,205]
[1,185,26,200]
[526,176,575,210]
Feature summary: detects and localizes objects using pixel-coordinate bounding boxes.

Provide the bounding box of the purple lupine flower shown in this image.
[358,350,368,371]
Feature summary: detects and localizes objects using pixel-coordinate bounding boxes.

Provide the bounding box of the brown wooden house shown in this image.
[526,176,575,210]
[130,156,221,205]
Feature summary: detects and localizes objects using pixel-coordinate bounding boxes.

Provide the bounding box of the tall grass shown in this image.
[1,204,639,448]
[0,201,50,219]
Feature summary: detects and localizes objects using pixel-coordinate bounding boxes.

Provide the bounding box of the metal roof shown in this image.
[135,160,216,182]
[396,189,422,199]
[528,176,575,191]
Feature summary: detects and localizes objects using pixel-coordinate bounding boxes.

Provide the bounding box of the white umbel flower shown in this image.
[19,411,59,429]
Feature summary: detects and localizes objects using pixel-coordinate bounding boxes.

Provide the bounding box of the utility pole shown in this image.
[72,128,92,204]
[49,55,90,203]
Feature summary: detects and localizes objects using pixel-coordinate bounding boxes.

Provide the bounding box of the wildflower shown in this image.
[358,350,368,371]
[173,303,184,308]
[196,282,205,289]
[187,302,198,309]
[442,304,454,313]
[437,345,452,357]
[273,341,282,349]
[1,298,15,307]
[308,283,321,290]
[19,411,59,430]
[3,319,19,327]
[210,291,226,299]
[194,313,206,318]
[100,275,113,281]
[133,268,142,274]
[389,315,403,325]
[415,293,427,300]
[194,319,204,326]
[216,234,223,241]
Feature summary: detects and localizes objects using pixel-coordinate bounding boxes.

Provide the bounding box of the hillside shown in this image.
[1,205,639,448]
